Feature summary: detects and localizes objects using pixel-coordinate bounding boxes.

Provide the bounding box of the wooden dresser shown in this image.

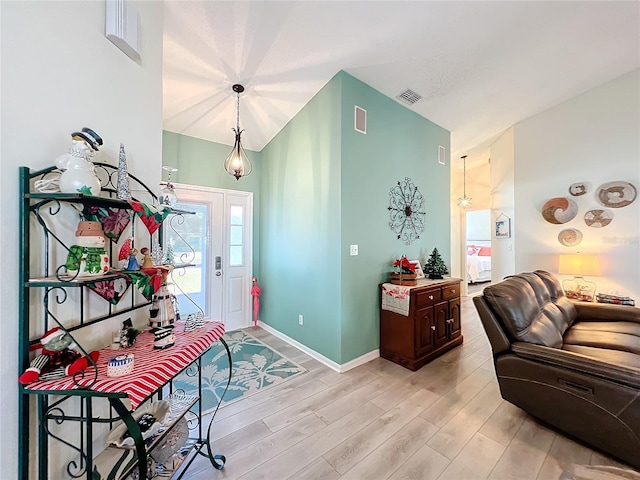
[380,278,463,371]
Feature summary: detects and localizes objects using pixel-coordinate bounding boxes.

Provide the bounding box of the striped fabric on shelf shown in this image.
[25,321,225,409]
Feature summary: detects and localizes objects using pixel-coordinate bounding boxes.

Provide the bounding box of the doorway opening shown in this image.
[165,184,253,332]
[465,209,492,295]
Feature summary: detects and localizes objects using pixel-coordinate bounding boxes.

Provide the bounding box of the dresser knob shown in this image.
[431,325,436,330]
[450,289,455,293]
[429,295,434,300]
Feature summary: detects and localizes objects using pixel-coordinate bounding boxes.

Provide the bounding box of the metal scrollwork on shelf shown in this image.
[33,202,82,282]
[168,214,196,265]
[183,362,201,378]
[185,410,201,430]
[42,406,90,479]
[167,214,204,317]
[388,177,426,245]
[93,163,116,192]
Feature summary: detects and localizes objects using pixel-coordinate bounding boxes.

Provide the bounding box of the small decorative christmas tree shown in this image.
[424,248,448,279]
[164,243,175,266]
[116,143,131,200]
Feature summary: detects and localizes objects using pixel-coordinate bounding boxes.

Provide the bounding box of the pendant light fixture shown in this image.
[458,155,471,208]
[223,84,252,180]
[457,155,472,209]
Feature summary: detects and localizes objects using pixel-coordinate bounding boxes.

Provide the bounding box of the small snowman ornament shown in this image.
[65,221,110,277]
[57,128,103,196]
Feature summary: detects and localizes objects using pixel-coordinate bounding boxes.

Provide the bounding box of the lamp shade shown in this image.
[558,254,601,276]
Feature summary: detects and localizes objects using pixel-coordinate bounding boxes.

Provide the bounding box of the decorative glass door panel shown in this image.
[171,185,252,330]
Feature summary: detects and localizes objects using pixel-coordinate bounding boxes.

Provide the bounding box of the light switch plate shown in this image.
[350,245,358,256]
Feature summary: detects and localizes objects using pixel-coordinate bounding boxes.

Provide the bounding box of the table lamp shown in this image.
[558,254,601,302]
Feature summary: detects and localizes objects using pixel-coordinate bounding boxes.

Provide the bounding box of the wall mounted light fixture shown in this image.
[457,155,472,209]
[223,84,252,180]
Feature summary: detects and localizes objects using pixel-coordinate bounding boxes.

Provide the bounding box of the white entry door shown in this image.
[167,184,253,331]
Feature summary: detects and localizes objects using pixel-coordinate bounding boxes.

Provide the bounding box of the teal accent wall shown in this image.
[162,71,451,366]
[339,72,451,363]
[162,131,262,274]
[259,71,450,364]
[259,77,343,361]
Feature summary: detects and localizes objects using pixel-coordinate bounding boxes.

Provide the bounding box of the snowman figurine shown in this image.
[65,221,110,277]
[57,128,103,196]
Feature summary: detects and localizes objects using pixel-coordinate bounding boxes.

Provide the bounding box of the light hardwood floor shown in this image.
[183,296,639,480]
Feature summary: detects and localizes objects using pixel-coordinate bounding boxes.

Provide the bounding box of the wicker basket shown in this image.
[389,272,418,286]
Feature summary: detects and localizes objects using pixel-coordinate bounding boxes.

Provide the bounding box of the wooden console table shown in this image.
[380,278,462,371]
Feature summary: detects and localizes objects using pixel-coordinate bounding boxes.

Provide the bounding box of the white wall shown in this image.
[0,1,164,477]
[466,209,491,241]
[489,127,516,282]
[513,69,640,299]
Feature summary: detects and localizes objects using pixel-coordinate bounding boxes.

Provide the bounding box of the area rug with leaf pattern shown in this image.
[172,330,307,414]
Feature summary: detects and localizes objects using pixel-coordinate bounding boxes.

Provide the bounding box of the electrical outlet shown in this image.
[298,315,304,325]
[350,245,358,256]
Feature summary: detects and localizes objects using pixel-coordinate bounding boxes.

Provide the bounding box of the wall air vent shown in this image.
[396,88,422,106]
[354,105,367,134]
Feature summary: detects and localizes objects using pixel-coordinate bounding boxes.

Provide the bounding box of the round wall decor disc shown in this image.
[596,181,637,208]
[569,182,588,197]
[558,228,583,247]
[584,208,613,228]
[542,197,578,224]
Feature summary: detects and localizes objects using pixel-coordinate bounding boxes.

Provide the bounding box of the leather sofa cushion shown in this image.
[562,345,640,370]
[563,321,640,368]
[534,270,578,322]
[483,273,575,347]
[569,321,640,337]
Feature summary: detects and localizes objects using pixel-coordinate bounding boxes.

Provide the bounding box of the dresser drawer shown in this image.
[415,289,441,308]
[442,284,460,300]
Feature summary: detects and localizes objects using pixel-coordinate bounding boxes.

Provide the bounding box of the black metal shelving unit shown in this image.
[18,164,230,480]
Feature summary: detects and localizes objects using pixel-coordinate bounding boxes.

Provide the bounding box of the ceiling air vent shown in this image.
[396,88,422,106]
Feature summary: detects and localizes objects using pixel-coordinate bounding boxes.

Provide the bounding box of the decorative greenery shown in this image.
[424,248,448,279]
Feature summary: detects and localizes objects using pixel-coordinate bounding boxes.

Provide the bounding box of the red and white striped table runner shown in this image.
[25,321,226,409]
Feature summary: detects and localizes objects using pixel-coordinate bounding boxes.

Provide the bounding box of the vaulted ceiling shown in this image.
[163,1,640,168]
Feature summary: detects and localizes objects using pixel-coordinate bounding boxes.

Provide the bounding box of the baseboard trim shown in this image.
[258,321,379,373]
[340,349,380,372]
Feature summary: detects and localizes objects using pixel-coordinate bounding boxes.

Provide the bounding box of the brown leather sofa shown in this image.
[473,270,640,469]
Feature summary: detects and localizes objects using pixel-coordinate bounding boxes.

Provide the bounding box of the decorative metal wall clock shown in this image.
[388,177,425,245]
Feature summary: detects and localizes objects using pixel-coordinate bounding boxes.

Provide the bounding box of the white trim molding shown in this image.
[258,321,379,373]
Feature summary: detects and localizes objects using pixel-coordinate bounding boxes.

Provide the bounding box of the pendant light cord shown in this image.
[462,155,467,197]
[236,92,240,131]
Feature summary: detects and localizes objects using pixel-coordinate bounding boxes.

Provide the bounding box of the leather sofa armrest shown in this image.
[574,302,640,323]
[473,296,511,354]
[511,342,640,389]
